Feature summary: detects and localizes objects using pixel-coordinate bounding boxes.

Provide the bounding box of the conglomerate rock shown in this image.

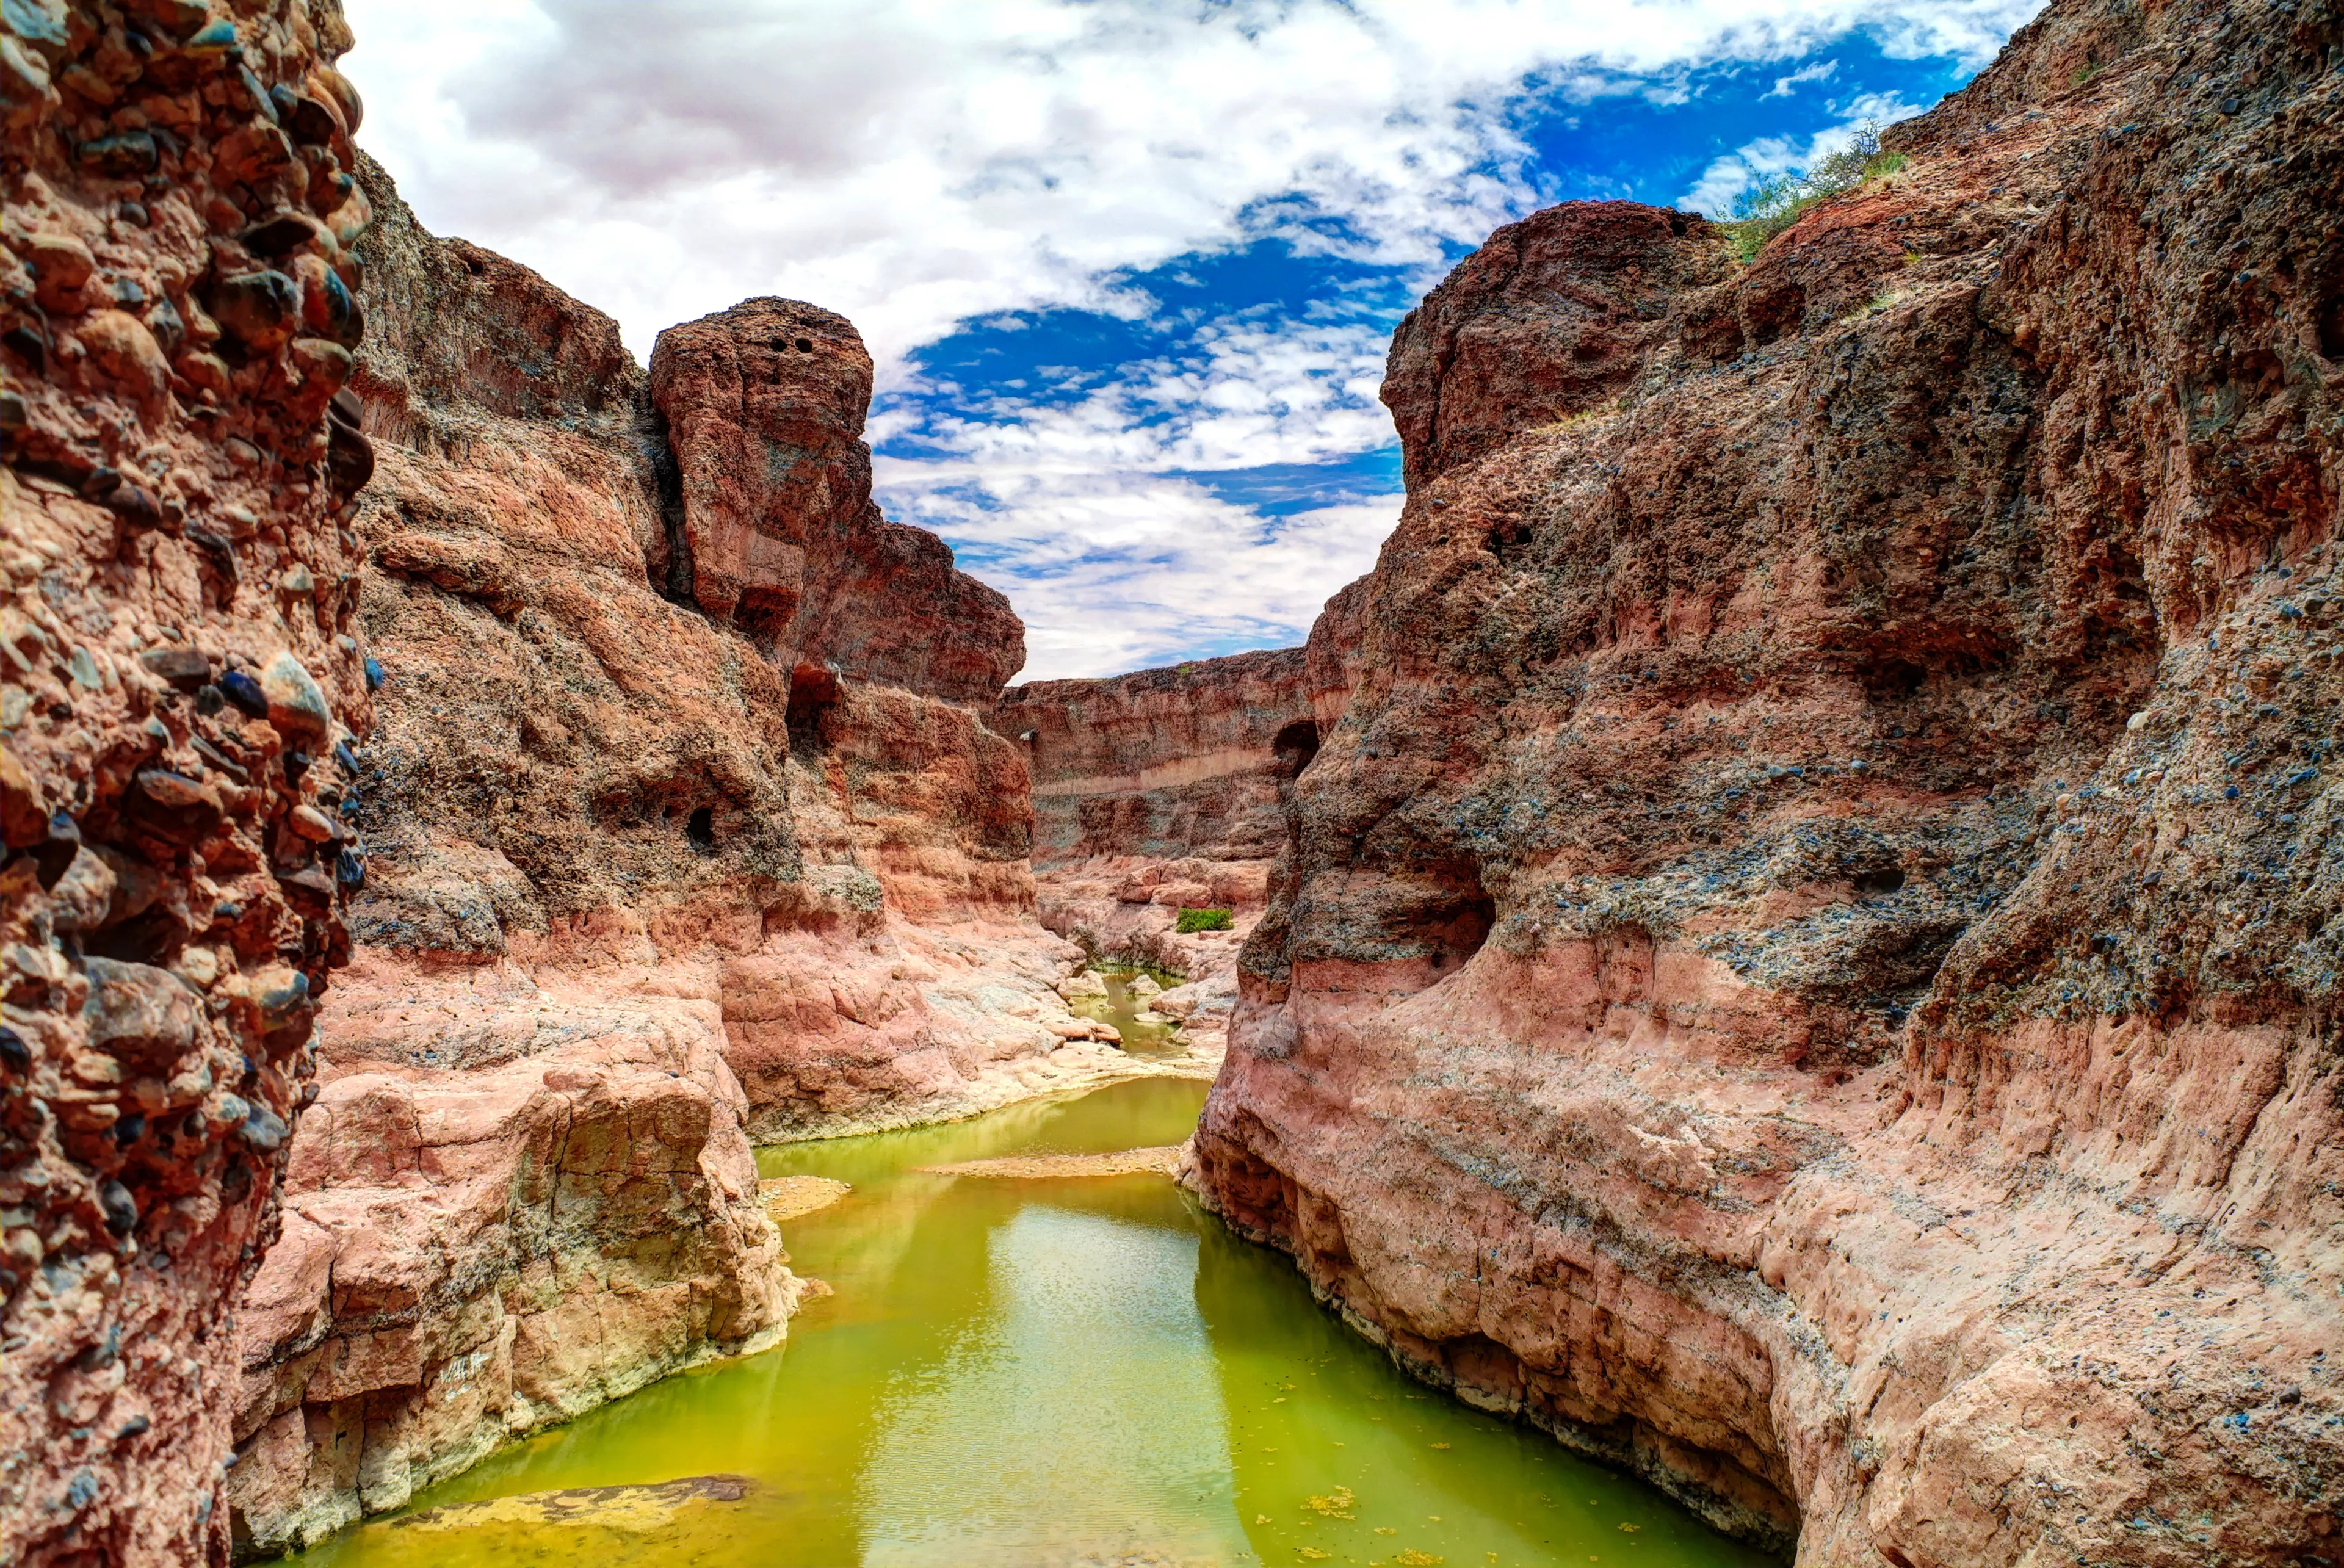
[220,157,1204,1555]
[0,0,380,1559]
[1189,0,2344,1561]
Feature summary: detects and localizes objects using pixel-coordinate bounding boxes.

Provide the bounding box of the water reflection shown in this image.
[291,1079,1771,1568]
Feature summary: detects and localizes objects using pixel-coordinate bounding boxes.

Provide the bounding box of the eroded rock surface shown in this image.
[1,0,378,1559]
[648,297,1023,705]
[1191,0,2344,1561]
[223,158,1204,1553]
[999,607,1362,1038]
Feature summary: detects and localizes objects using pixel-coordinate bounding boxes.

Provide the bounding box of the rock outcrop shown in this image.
[221,157,1203,1553]
[0,0,380,1559]
[648,298,1024,706]
[1190,0,2344,1561]
[999,599,1363,1023]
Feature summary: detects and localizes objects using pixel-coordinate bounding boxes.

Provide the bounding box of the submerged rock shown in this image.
[383,1474,754,1539]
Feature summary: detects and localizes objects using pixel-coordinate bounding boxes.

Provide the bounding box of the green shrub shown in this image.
[1176,907,1234,934]
[1720,122,1906,263]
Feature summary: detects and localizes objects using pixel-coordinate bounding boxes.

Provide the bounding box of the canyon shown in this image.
[1185,0,2344,1561]
[1,1,1190,1558]
[217,159,1210,1556]
[3,0,2340,1563]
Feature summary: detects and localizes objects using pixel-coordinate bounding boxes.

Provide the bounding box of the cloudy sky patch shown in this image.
[342,0,2039,680]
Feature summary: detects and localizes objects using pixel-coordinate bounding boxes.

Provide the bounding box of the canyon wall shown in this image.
[1190,0,2344,1562]
[0,0,379,1559]
[219,159,1185,1555]
[999,591,1362,1003]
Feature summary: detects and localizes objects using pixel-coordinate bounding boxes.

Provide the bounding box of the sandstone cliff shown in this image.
[219,157,1200,1553]
[999,594,1363,1030]
[0,0,379,1559]
[1191,0,2344,1561]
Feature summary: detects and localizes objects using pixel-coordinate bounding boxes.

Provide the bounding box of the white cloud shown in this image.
[877,314,1400,679]
[341,0,2040,368]
[911,475,1399,682]
[1764,59,1841,97]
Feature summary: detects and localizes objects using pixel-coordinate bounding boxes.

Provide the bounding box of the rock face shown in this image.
[999,606,1363,1014]
[1191,0,2344,1561]
[222,157,1199,1553]
[1003,643,1335,873]
[648,298,1024,705]
[0,0,381,1559]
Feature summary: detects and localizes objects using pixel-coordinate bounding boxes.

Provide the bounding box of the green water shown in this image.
[293,1078,1774,1568]
[1068,972,1185,1053]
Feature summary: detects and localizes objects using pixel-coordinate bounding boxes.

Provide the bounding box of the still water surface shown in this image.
[295,1078,1772,1568]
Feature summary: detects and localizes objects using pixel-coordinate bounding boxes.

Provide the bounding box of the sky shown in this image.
[339,0,2042,682]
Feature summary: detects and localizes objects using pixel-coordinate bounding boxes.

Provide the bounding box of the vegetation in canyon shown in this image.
[4,0,2340,1564]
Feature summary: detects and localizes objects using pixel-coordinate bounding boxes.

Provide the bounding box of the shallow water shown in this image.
[1068,970,1184,1052]
[292,1078,1774,1568]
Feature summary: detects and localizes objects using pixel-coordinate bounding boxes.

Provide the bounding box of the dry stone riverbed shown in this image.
[285,1078,1774,1567]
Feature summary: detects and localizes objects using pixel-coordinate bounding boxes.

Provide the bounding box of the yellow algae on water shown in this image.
[1305,1486,1357,1519]
[288,1078,1782,1568]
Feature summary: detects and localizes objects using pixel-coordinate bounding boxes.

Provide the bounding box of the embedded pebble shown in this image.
[208,270,303,350]
[260,652,333,745]
[138,646,209,689]
[217,670,269,720]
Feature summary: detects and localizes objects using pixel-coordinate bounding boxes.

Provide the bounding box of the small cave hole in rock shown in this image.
[1865,659,1928,702]
[795,336,814,352]
[1410,857,1497,983]
[686,806,716,854]
[1271,719,1320,779]
[788,664,841,759]
[2320,294,2344,362]
[1855,867,1906,897]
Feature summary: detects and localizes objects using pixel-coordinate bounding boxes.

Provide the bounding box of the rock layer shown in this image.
[1191,0,2344,1561]
[1,0,380,1559]
[222,156,1202,1553]
[1000,602,1363,1019]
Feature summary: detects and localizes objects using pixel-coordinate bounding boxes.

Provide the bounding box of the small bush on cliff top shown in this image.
[1177,907,1234,934]
[1721,121,1905,262]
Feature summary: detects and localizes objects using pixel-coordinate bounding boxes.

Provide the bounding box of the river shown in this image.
[289,1077,1774,1568]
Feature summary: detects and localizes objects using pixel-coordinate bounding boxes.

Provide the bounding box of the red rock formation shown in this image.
[648,298,1023,706]
[997,598,1364,1021]
[1191,0,2344,1560]
[1002,643,1331,872]
[222,156,1202,1552]
[0,0,380,1559]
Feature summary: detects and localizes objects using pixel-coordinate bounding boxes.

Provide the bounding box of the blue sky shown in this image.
[344,0,2038,681]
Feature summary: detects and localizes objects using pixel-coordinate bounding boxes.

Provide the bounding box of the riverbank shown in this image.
[278,1077,1772,1568]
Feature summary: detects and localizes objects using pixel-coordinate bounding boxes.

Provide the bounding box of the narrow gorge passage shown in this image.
[281,1079,1771,1568]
